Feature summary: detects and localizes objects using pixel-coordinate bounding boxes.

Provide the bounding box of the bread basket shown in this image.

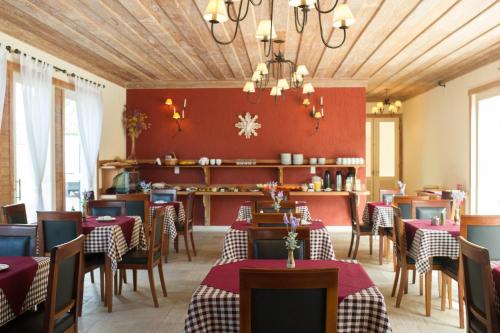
[164,152,178,166]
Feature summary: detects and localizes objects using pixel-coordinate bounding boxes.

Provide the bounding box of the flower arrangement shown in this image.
[265,181,284,212]
[283,213,300,268]
[451,190,466,224]
[139,181,152,193]
[123,106,151,159]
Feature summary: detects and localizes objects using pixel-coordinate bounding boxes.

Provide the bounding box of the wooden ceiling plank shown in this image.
[0,5,128,85]
[314,0,383,78]
[156,0,232,79]
[4,0,153,82]
[367,0,498,95]
[353,0,459,79]
[120,0,216,80]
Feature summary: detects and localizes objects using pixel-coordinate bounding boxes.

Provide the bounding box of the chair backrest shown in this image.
[459,236,499,333]
[184,192,195,229]
[240,268,338,333]
[0,224,38,256]
[392,195,429,219]
[2,203,28,224]
[392,207,409,267]
[150,189,177,203]
[44,234,84,333]
[411,199,451,220]
[254,200,296,214]
[348,192,363,231]
[460,215,500,261]
[116,193,150,225]
[251,213,302,227]
[37,211,83,256]
[379,189,398,203]
[148,206,166,263]
[247,227,310,260]
[87,200,126,217]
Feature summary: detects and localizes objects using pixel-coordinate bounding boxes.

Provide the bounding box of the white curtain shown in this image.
[20,56,54,211]
[76,79,103,192]
[0,49,7,131]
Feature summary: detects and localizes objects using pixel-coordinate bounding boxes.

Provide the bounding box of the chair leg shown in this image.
[396,268,408,307]
[441,275,447,311]
[174,235,179,253]
[158,264,168,297]
[419,273,423,296]
[347,232,354,258]
[78,272,85,316]
[425,270,432,316]
[118,270,123,296]
[190,231,197,256]
[378,231,384,265]
[352,234,361,259]
[391,266,400,297]
[114,272,118,296]
[184,231,192,261]
[447,276,452,309]
[133,269,138,292]
[438,271,442,297]
[369,235,373,255]
[123,270,128,284]
[458,274,465,328]
[100,268,105,302]
[412,269,416,284]
[385,235,391,259]
[90,270,95,283]
[147,268,159,308]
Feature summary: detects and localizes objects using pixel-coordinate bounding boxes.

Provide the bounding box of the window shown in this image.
[64,92,83,211]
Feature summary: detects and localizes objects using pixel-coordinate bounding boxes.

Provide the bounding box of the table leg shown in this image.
[378,230,384,265]
[105,256,113,313]
[425,269,432,316]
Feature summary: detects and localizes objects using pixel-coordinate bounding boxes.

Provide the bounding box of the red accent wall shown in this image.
[126,87,366,226]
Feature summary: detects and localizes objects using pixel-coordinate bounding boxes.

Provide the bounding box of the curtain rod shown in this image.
[3,45,105,88]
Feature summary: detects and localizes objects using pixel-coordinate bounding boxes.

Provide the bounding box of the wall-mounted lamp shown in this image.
[303,96,324,131]
[165,98,187,131]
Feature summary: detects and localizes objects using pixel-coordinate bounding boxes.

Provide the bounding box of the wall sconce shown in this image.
[303,96,324,131]
[165,98,187,131]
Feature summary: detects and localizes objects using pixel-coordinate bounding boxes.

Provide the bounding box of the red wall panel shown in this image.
[126,87,366,226]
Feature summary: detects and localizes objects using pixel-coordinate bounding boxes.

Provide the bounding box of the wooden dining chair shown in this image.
[86,200,126,217]
[150,189,177,203]
[347,191,372,259]
[251,212,303,227]
[174,192,197,261]
[2,203,28,224]
[247,227,311,259]
[392,195,429,220]
[0,224,37,256]
[3,234,84,333]
[117,206,167,307]
[240,268,338,333]
[116,193,150,228]
[411,199,452,220]
[392,206,444,310]
[379,189,398,203]
[254,200,296,213]
[459,236,499,333]
[37,211,104,315]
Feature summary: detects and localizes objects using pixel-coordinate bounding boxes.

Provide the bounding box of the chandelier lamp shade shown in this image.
[371,89,402,114]
[203,0,355,54]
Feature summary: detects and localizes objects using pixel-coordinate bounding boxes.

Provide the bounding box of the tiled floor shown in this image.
[79,231,464,332]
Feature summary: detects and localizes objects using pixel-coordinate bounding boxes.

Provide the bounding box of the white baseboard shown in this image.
[193,225,351,233]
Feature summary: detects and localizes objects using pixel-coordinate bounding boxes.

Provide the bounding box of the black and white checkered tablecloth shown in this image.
[0,257,50,327]
[184,259,392,333]
[407,224,460,274]
[237,202,312,222]
[149,203,185,240]
[221,225,335,260]
[84,216,146,272]
[362,204,394,235]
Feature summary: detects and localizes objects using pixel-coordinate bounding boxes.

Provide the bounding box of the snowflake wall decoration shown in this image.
[235,112,261,139]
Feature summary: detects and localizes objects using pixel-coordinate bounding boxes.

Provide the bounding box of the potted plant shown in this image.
[283,213,300,269]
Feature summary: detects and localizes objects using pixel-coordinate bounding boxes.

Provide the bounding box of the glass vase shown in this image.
[454,208,460,225]
[287,249,295,269]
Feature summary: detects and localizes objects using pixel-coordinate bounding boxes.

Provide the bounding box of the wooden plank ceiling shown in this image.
[0,0,499,100]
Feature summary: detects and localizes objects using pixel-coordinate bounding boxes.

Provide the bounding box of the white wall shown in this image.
[0,32,126,159]
[401,61,500,195]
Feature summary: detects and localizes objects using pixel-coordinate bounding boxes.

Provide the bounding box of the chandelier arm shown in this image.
[263,0,275,58]
[293,7,306,33]
[318,9,347,49]
[314,0,339,14]
[246,88,263,104]
[227,0,251,23]
[249,0,263,5]
[210,17,242,45]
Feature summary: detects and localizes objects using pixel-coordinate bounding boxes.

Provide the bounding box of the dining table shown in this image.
[363,202,394,264]
[0,256,50,327]
[237,200,312,223]
[83,215,146,312]
[404,219,460,316]
[149,201,185,260]
[184,259,392,333]
[221,221,335,260]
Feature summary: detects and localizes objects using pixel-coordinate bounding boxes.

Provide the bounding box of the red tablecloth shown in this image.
[201,259,374,303]
[0,256,38,316]
[405,219,459,248]
[231,220,325,231]
[83,216,135,246]
[151,201,180,214]
[368,202,391,220]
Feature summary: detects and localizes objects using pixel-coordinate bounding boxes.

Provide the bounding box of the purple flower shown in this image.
[277,191,284,200]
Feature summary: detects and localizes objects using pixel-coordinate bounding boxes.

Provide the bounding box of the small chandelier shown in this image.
[372,89,402,114]
[242,42,312,104]
[203,0,355,56]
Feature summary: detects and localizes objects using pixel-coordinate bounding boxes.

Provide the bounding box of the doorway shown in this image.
[366,115,402,201]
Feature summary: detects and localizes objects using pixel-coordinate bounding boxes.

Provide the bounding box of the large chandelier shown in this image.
[203,0,355,57]
[242,41,312,104]
[371,89,402,114]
